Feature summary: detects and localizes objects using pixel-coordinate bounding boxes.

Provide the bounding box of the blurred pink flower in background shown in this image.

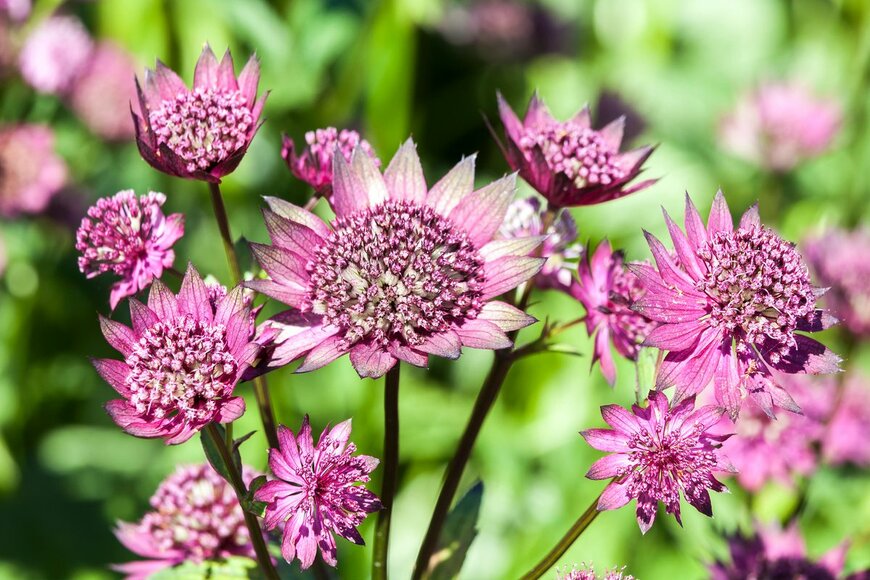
[0,0,30,22]
[558,564,635,580]
[0,124,66,217]
[18,15,93,95]
[823,373,870,467]
[804,228,870,337]
[282,127,379,196]
[720,82,841,172]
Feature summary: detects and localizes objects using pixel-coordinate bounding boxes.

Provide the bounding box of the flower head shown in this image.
[570,241,656,385]
[0,124,66,217]
[76,190,184,310]
[497,196,582,291]
[557,564,635,580]
[720,82,840,172]
[823,373,870,467]
[804,228,870,337]
[114,463,261,579]
[255,416,381,569]
[95,264,260,444]
[68,42,138,141]
[0,0,31,23]
[248,139,543,378]
[282,127,379,195]
[18,15,93,94]
[133,45,265,182]
[581,391,733,533]
[496,92,655,208]
[633,191,840,419]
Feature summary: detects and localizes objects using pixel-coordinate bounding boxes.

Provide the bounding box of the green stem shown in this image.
[519,491,603,580]
[372,364,401,579]
[204,424,279,580]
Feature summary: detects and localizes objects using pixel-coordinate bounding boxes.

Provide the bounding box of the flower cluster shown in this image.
[18,15,93,95]
[0,124,67,217]
[282,127,379,195]
[557,564,635,580]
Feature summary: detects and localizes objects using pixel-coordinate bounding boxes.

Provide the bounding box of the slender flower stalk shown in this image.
[372,365,401,579]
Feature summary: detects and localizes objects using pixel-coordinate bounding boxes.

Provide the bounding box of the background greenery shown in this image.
[0,0,869,578]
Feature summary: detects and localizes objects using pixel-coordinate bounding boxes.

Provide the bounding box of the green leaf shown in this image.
[243,475,269,518]
[233,431,257,454]
[428,481,484,580]
[200,424,242,487]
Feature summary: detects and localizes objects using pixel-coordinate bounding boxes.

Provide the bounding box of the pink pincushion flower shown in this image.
[114,463,262,579]
[255,416,381,569]
[823,373,870,467]
[633,191,840,419]
[133,45,265,182]
[496,92,655,208]
[558,564,635,580]
[804,228,870,337]
[497,196,582,291]
[720,82,841,172]
[68,42,138,141]
[94,264,261,444]
[18,15,93,94]
[581,391,733,533]
[76,190,184,310]
[248,139,543,378]
[282,127,379,195]
[0,124,67,217]
[570,241,655,385]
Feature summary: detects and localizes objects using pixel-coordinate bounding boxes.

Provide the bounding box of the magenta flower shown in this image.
[570,241,655,385]
[581,391,733,533]
[114,463,262,579]
[497,196,582,291]
[0,0,30,23]
[68,42,138,141]
[496,92,655,208]
[823,373,870,467]
[804,228,870,337]
[282,127,379,196]
[94,264,260,444]
[633,191,840,418]
[76,190,184,310]
[255,416,381,569]
[558,564,635,580]
[133,45,265,182]
[17,15,93,95]
[248,139,543,378]
[0,124,67,217]
[720,82,841,172]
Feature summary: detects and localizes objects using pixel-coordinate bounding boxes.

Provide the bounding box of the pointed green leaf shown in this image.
[428,481,484,580]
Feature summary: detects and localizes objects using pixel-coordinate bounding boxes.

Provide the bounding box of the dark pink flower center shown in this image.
[125,315,237,423]
[307,200,486,349]
[696,226,815,361]
[149,88,252,173]
[518,123,626,188]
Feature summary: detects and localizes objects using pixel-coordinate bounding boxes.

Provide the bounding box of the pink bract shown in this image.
[248,139,544,378]
[254,416,381,569]
[132,45,266,182]
[633,191,840,419]
[0,124,67,217]
[94,264,261,444]
[282,127,379,195]
[496,92,656,208]
[76,190,184,310]
[570,240,656,385]
[581,391,733,534]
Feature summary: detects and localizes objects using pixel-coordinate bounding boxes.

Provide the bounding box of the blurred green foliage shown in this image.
[1,0,869,578]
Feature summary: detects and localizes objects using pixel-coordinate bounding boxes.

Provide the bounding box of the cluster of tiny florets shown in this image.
[696,225,816,362]
[306,200,486,348]
[305,127,377,169]
[558,564,635,580]
[149,88,253,172]
[125,316,237,423]
[519,123,626,188]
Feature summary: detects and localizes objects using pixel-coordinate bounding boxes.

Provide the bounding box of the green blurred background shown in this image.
[1,0,869,578]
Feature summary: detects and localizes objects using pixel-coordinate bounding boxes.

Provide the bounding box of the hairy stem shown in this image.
[204,424,279,580]
[372,364,401,580]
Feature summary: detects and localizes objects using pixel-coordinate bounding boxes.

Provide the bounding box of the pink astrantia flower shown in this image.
[633,191,840,419]
[720,82,841,172]
[94,264,260,444]
[76,190,184,310]
[0,0,30,22]
[570,241,656,385]
[18,15,93,94]
[0,124,67,217]
[133,45,265,182]
[68,42,138,141]
[114,463,261,579]
[497,196,582,291]
[823,373,870,467]
[558,564,635,580]
[496,92,655,208]
[255,416,381,569]
[710,521,853,580]
[804,228,870,337]
[581,391,733,533]
[248,139,543,378]
[282,127,379,196]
